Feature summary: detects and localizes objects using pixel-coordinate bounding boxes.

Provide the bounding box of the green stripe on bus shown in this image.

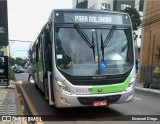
[91,76,131,94]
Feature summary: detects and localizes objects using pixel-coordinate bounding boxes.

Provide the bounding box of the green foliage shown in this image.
[122,7,142,41]
[15,57,24,66]
[8,69,15,80]
[9,57,28,67]
[122,7,142,31]
[9,57,16,66]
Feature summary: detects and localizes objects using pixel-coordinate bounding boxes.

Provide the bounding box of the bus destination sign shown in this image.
[74,15,112,23]
[54,11,130,25]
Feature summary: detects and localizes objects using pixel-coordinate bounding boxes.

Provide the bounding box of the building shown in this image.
[73,0,135,11]
[139,0,160,83]
[73,0,144,60]
[0,46,8,56]
[88,0,113,10]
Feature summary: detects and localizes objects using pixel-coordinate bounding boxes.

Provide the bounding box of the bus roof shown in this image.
[52,9,129,15]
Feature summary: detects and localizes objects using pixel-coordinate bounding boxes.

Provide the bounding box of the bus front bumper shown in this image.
[54,86,135,108]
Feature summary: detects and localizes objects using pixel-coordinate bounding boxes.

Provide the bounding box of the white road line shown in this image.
[134,97,141,100]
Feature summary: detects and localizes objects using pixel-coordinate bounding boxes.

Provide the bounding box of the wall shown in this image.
[0,46,8,56]
[139,0,160,83]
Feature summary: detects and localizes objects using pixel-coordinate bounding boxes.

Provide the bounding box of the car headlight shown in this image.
[125,75,136,92]
[56,80,73,95]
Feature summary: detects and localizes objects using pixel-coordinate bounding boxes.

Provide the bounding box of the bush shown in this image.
[8,69,15,81]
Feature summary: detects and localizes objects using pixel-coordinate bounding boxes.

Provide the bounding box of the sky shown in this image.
[8,0,73,58]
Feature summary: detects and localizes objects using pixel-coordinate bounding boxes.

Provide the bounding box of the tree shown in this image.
[122,7,142,40]
[122,7,141,31]
[15,57,28,67]
[9,57,16,66]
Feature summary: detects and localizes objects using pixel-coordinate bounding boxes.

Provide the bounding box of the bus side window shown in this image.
[36,44,39,62]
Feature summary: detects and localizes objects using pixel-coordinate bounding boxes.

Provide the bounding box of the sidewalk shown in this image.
[0,80,22,123]
[135,81,160,94]
[0,81,17,115]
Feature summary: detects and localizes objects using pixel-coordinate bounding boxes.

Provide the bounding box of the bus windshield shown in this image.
[55,25,133,76]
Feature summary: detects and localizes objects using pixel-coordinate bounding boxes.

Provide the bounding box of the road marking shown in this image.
[134,97,141,100]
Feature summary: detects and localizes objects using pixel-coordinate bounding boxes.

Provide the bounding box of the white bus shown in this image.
[30,9,136,108]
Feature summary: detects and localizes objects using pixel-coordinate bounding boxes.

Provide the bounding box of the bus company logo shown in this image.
[2,116,11,121]
[98,88,102,92]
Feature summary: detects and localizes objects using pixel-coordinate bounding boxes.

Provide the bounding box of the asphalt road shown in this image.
[15,73,160,123]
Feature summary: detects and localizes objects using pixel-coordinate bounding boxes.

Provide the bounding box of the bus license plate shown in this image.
[93,100,107,106]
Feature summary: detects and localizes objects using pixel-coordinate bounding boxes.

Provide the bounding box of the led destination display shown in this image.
[54,10,131,25]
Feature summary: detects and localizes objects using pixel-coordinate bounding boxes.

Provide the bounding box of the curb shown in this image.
[18,83,43,124]
[135,86,160,94]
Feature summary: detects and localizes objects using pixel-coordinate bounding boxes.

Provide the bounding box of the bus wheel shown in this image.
[44,78,49,100]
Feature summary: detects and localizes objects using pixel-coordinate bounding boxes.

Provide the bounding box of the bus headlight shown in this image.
[56,80,73,95]
[125,76,136,92]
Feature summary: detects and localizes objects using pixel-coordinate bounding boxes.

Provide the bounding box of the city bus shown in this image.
[30,9,136,108]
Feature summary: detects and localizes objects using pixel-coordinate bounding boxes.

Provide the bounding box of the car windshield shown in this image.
[55,26,133,76]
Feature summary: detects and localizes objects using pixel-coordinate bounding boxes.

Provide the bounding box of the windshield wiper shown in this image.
[101,33,104,61]
[101,25,117,61]
[92,32,95,60]
[121,42,127,52]
[74,24,95,60]
[103,25,117,47]
[74,24,93,48]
